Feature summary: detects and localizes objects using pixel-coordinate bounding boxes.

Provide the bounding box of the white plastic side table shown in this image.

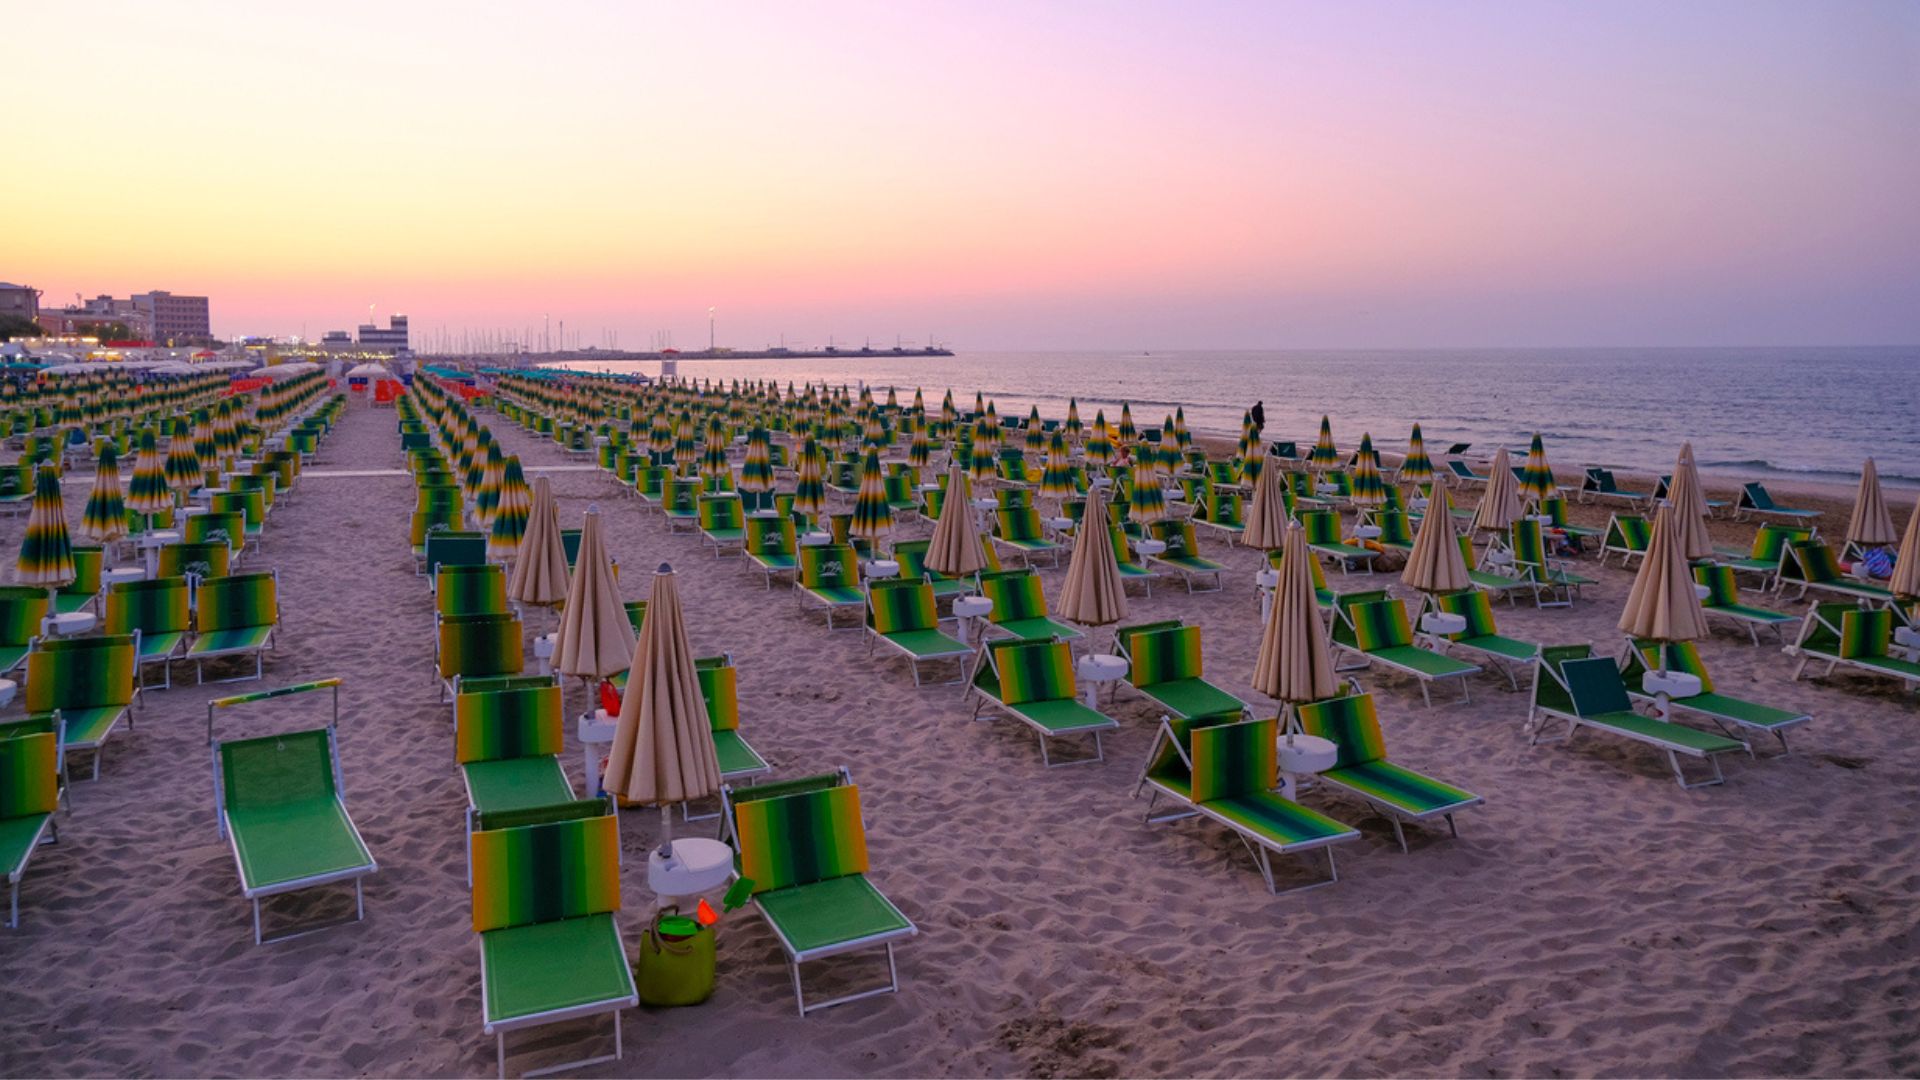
[1643,670,1704,722]
[648,837,736,909]
[863,559,900,580]
[1693,583,1711,601]
[102,566,147,587]
[534,632,557,676]
[1075,653,1128,708]
[1420,612,1467,647]
[1276,733,1338,801]
[0,677,15,708]
[1256,568,1281,621]
[44,612,97,638]
[1893,625,1920,661]
[578,709,618,797]
[800,531,832,547]
[1352,524,1383,540]
[951,594,993,644]
[1135,539,1167,557]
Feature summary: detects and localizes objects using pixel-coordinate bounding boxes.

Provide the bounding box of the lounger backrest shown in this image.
[1296,693,1386,769]
[195,573,277,632]
[1533,644,1593,715]
[0,725,59,818]
[25,634,136,712]
[1455,534,1479,569]
[883,473,913,505]
[1107,524,1139,564]
[185,512,246,551]
[921,488,946,518]
[980,570,1046,622]
[622,600,647,634]
[1149,519,1204,559]
[993,639,1076,705]
[996,507,1044,541]
[424,531,487,576]
[1749,524,1811,562]
[437,564,508,617]
[1839,608,1893,660]
[470,811,621,932]
[410,506,462,547]
[209,490,266,530]
[439,613,524,680]
[1113,620,1184,662]
[105,577,190,637]
[1205,489,1243,525]
[1458,461,1485,480]
[1693,564,1739,607]
[1188,717,1279,802]
[1128,625,1204,686]
[0,585,49,648]
[1740,482,1775,510]
[799,544,858,588]
[734,784,870,894]
[1511,518,1548,568]
[1301,511,1342,545]
[868,579,938,634]
[1606,514,1650,551]
[1434,590,1498,639]
[697,660,739,732]
[746,514,794,556]
[455,684,563,764]
[1562,657,1634,716]
[1625,639,1715,693]
[635,466,665,497]
[698,494,743,530]
[1377,511,1414,546]
[1265,550,1330,594]
[1783,539,1840,584]
[665,478,699,514]
[219,727,336,815]
[1348,599,1414,651]
[890,539,931,579]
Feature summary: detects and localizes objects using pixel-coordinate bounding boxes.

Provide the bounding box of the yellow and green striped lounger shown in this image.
[105,576,191,694]
[52,546,104,616]
[1,716,63,928]
[726,777,916,1015]
[744,514,798,589]
[1788,604,1920,692]
[455,682,573,816]
[866,579,972,686]
[1302,511,1377,575]
[1116,623,1248,719]
[663,477,701,533]
[1529,646,1748,788]
[1296,693,1482,852]
[24,634,137,782]
[795,544,865,630]
[437,612,526,699]
[187,571,280,684]
[1456,535,1532,604]
[1132,710,1253,824]
[210,682,376,944]
[0,585,49,678]
[469,800,634,1077]
[978,569,1084,646]
[1331,594,1479,707]
[967,638,1118,767]
[698,655,770,781]
[1420,590,1539,690]
[1621,640,1811,753]
[1694,564,1798,645]
[1599,513,1652,567]
[1509,518,1593,607]
[1723,523,1813,585]
[1189,487,1245,543]
[1147,519,1224,593]
[698,493,746,557]
[888,538,975,602]
[437,563,512,618]
[990,506,1062,568]
[1183,717,1358,895]
[1775,539,1893,605]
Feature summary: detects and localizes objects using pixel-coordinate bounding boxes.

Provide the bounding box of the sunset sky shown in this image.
[11,1,1918,349]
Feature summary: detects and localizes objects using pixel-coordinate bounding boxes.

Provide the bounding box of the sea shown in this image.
[553,347,1920,490]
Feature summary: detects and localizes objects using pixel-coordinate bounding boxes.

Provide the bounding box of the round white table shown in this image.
[1353,524,1383,540]
[1421,611,1468,639]
[191,488,228,504]
[1643,669,1704,721]
[1893,625,1920,662]
[916,483,941,493]
[0,677,15,709]
[1693,583,1712,601]
[863,559,900,581]
[44,612,97,638]
[648,837,736,909]
[1256,568,1281,621]
[799,531,833,547]
[1135,538,1167,557]
[1276,733,1339,801]
[533,632,557,675]
[951,594,993,644]
[102,566,147,588]
[578,709,618,797]
[174,505,208,525]
[1075,653,1128,708]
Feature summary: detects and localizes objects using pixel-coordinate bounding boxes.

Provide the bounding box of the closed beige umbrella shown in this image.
[1239,453,1288,550]
[1666,444,1714,562]
[926,459,985,577]
[508,475,570,614]
[553,507,635,681]
[1618,504,1710,645]
[1472,446,1522,535]
[1847,458,1898,549]
[1890,502,1919,601]
[604,563,722,855]
[1401,485,1471,594]
[1253,523,1338,714]
[1057,485,1128,639]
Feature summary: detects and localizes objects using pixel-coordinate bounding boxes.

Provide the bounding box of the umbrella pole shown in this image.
[657,804,676,861]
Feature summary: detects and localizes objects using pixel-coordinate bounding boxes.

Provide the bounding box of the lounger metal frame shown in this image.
[1527,661,1750,789]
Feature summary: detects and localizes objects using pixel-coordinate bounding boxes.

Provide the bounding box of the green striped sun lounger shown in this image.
[424,530,489,581]
[1190,488,1245,542]
[1106,525,1159,595]
[1722,523,1813,585]
[1369,509,1416,551]
[796,544,865,630]
[1421,589,1540,690]
[967,638,1117,766]
[889,538,976,602]
[437,563,511,617]
[1302,510,1377,575]
[1776,540,1893,605]
[663,478,701,533]
[991,506,1062,567]
[1,716,64,927]
[1509,518,1593,607]
[1579,467,1649,507]
[1296,692,1482,851]
[1457,534,1531,604]
[1446,459,1489,487]
[1694,564,1798,644]
[188,571,280,684]
[24,634,136,782]
[1528,646,1747,788]
[1620,640,1811,753]
[745,514,798,588]
[1734,482,1821,524]
[1788,604,1920,692]
[455,682,573,816]
[978,569,1083,646]
[725,778,916,1016]
[211,693,377,944]
[105,576,191,693]
[1331,594,1479,707]
[697,655,770,781]
[437,612,525,699]
[1132,710,1247,822]
[1146,519,1223,592]
[866,579,972,686]
[0,585,48,678]
[469,800,634,1077]
[53,546,104,616]
[1600,513,1652,567]
[1180,717,1358,895]
[1117,623,1247,719]
[1540,497,1602,543]
[699,493,746,557]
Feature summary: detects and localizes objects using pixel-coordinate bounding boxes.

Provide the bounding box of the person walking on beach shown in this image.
[1250,400,1265,435]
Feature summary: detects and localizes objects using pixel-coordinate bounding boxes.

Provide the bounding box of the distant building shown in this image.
[321,330,353,346]
[0,283,40,323]
[358,314,409,353]
[133,290,211,344]
[35,295,154,340]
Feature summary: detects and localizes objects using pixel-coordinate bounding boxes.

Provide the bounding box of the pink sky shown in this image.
[11,1,1918,348]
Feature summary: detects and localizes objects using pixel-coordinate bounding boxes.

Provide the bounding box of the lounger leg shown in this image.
[1420,681,1432,708]
[253,898,263,946]
[1446,813,1458,838]
[9,881,16,928]
[497,1033,506,1079]
[1791,655,1809,680]
[791,959,806,1018]
[1391,818,1408,854]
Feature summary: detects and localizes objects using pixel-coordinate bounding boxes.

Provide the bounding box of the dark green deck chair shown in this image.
[411,506,463,566]
[865,579,971,686]
[1296,693,1482,851]
[967,637,1116,766]
[1187,717,1358,895]
[0,585,47,677]
[1600,513,1651,566]
[1528,646,1746,788]
[1147,519,1223,592]
[105,576,191,692]
[991,506,1061,567]
[1302,510,1376,575]
[978,569,1083,646]
[455,682,572,815]
[438,612,525,698]
[469,801,634,1076]
[1424,589,1539,690]
[1579,467,1647,507]
[1457,533,1530,604]
[1694,564,1797,645]
[1777,539,1891,604]
[188,571,279,684]
[1331,594,1479,707]
[796,544,864,630]
[53,546,104,615]
[698,494,746,557]
[1734,481,1821,524]
[1,716,63,927]
[424,530,489,582]
[1789,604,1920,692]
[24,634,135,782]
[437,564,511,618]
[214,720,376,943]
[1621,639,1810,752]
[1119,623,1245,719]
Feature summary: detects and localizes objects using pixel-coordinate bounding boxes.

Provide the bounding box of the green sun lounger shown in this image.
[210,683,377,944]
[1146,519,1224,592]
[978,569,1084,646]
[1296,692,1482,851]
[209,489,268,546]
[726,776,916,1015]
[1734,482,1821,524]
[0,585,48,678]
[663,477,701,533]
[1579,467,1648,507]
[865,579,972,686]
[1133,710,1247,822]
[1693,564,1798,645]
[24,634,136,782]
[1540,497,1602,543]
[991,506,1062,567]
[1446,459,1488,487]
[437,563,512,617]
[105,576,191,693]
[1420,589,1539,689]
[1106,524,1159,595]
[1117,623,1248,719]
[470,800,634,1077]
[49,546,103,616]
[967,637,1118,766]
[1509,518,1593,607]
[699,493,746,557]
[694,654,770,781]
[187,571,280,684]
[1620,639,1810,752]
[1776,539,1893,604]
[1302,510,1377,575]
[796,544,865,630]
[1788,604,1920,692]
[437,612,526,699]
[424,530,489,581]
[1600,513,1651,567]
[745,514,798,588]
[1,716,63,928]
[184,511,249,566]
[1456,534,1532,604]
[456,682,573,816]
[1190,488,1245,542]
[1331,594,1479,707]
[889,538,978,602]
[1180,717,1359,895]
[411,506,464,568]
[1369,509,1416,551]
[1723,523,1814,586]
[1528,646,1747,788]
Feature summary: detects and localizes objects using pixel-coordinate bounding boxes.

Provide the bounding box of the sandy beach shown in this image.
[2,396,1916,1079]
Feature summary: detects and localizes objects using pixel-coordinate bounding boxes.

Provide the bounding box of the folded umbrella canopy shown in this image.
[1618,504,1711,648]
[1847,458,1898,550]
[700,417,730,483]
[486,456,532,562]
[792,436,827,520]
[1666,443,1715,563]
[126,428,173,519]
[1401,423,1435,486]
[1472,446,1522,535]
[907,418,930,471]
[1057,485,1127,641]
[1518,433,1557,507]
[1240,453,1289,551]
[17,465,75,587]
[1064,398,1082,443]
[163,416,204,504]
[1401,485,1471,595]
[1085,411,1113,468]
[1350,433,1388,509]
[850,448,894,542]
[508,475,570,611]
[1310,415,1339,470]
[81,444,128,544]
[1117,403,1136,447]
[554,508,636,682]
[969,423,997,483]
[926,460,986,579]
[1039,432,1076,501]
[1890,499,1919,601]
[1128,459,1167,528]
[1253,523,1338,712]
